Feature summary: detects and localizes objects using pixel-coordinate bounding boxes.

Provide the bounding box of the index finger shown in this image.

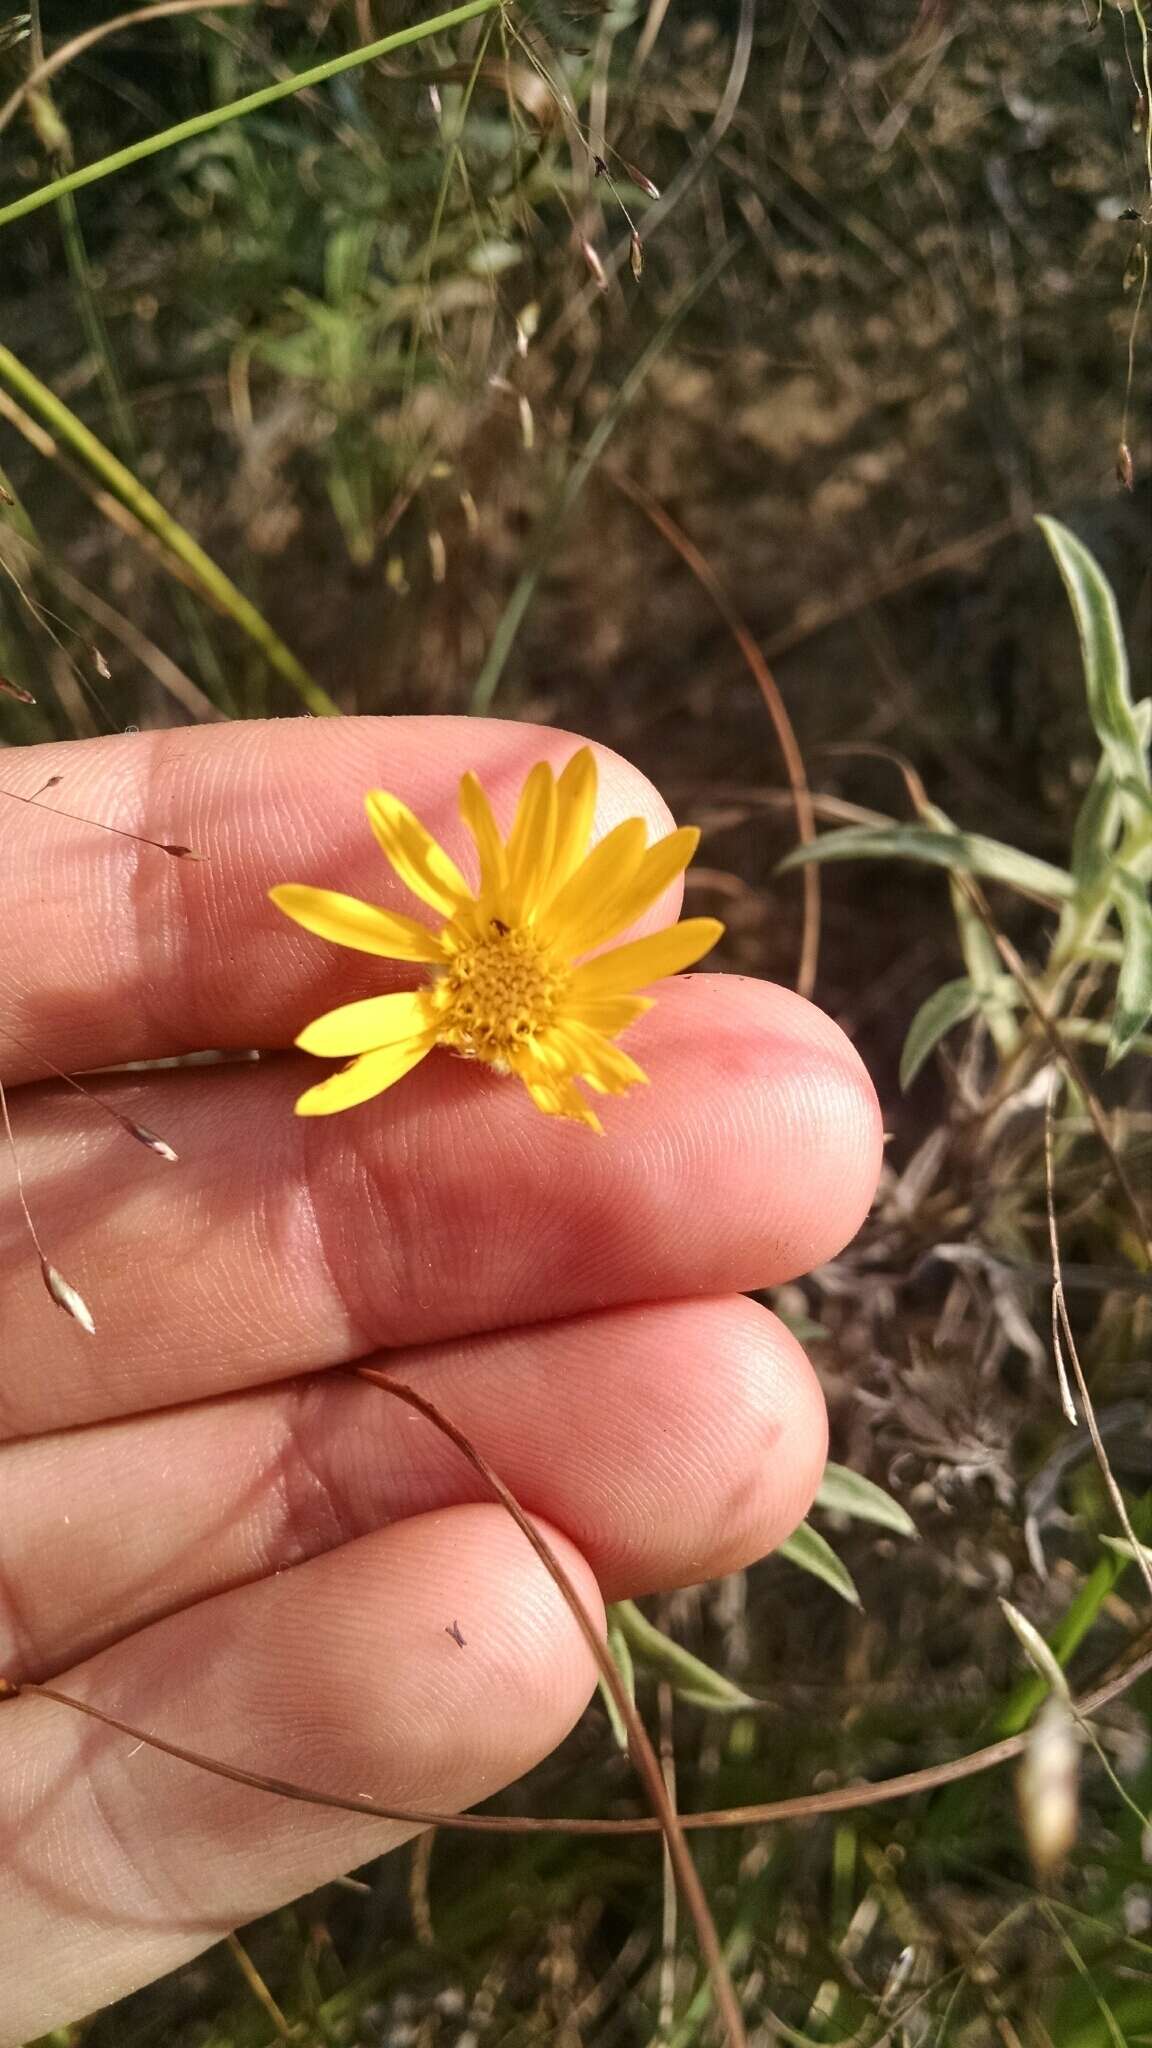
[0,717,679,1085]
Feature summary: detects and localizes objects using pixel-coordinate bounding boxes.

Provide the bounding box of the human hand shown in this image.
[0,718,881,2042]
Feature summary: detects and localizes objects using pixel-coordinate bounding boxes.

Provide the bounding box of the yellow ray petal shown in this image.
[564,992,655,1035]
[538,816,649,945]
[570,917,724,999]
[459,771,508,898]
[550,747,598,891]
[294,1035,434,1116]
[364,790,471,916]
[540,1020,650,1095]
[557,825,701,960]
[521,1065,604,1133]
[504,760,558,919]
[296,989,431,1057]
[270,885,446,963]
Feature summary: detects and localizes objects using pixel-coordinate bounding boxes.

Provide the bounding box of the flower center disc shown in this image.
[432,922,568,1068]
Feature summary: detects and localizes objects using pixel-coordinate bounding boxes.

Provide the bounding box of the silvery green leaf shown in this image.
[815,1462,917,1538]
[1036,515,1149,799]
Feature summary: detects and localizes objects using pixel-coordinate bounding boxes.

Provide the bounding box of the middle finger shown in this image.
[0,974,880,1438]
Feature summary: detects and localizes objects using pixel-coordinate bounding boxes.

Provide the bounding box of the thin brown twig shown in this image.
[0,0,256,142]
[352,1366,748,2048]
[545,0,757,343]
[609,470,821,1000]
[968,886,1151,1259]
[13,1632,1152,1838]
[0,386,222,609]
[1045,1080,1152,1601]
[0,530,223,723]
[760,517,1022,664]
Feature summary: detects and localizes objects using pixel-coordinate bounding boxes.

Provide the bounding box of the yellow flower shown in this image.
[269,749,723,1132]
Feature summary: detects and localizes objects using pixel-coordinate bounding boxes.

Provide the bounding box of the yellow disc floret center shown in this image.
[430,919,570,1069]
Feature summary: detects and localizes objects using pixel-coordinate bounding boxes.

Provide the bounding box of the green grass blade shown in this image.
[0,0,504,231]
[0,343,336,716]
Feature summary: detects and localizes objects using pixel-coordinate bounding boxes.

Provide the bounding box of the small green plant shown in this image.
[785,517,1152,1098]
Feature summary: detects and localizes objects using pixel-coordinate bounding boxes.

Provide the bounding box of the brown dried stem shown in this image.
[610,470,820,999]
[0,0,256,142]
[14,1630,1152,1836]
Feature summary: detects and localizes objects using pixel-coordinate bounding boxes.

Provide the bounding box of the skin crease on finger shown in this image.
[0,1507,606,2046]
[0,1294,829,1680]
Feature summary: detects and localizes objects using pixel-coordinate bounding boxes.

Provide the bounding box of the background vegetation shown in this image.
[2,2,1150,2042]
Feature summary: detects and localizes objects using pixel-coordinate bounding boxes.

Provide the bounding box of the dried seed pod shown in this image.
[1017,1696,1080,1882]
[580,236,608,292]
[40,1259,96,1337]
[120,1117,179,1163]
[621,159,661,200]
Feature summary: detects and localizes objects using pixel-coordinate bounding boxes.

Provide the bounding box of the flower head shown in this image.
[270,749,723,1132]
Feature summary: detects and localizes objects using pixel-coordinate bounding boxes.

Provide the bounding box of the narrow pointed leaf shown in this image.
[608,1600,760,1711]
[900,978,980,1089]
[1037,515,1149,794]
[777,1522,862,1607]
[779,825,1075,902]
[900,975,1022,1089]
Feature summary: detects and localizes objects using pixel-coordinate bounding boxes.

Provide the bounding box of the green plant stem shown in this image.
[0,0,505,230]
[0,342,335,716]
